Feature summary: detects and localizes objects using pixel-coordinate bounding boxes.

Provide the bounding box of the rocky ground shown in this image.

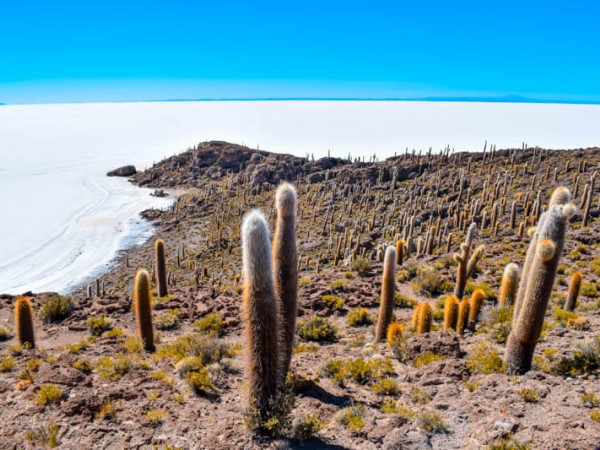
[1,141,600,449]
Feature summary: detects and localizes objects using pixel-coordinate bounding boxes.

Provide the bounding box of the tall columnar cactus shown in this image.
[564,270,582,312]
[241,210,280,423]
[15,297,35,348]
[499,263,520,307]
[155,239,168,298]
[272,183,298,379]
[443,295,459,331]
[468,289,485,330]
[456,298,470,336]
[376,246,396,341]
[414,302,432,334]
[466,245,485,278]
[134,269,155,352]
[454,223,480,299]
[395,239,405,266]
[505,192,576,375]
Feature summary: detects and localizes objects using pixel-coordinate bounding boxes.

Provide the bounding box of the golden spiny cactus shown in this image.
[375,246,396,342]
[443,295,459,331]
[15,296,35,348]
[134,269,155,352]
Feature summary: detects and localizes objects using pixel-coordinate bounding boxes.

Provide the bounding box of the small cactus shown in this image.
[134,269,155,352]
[456,298,470,336]
[414,302,432,334]
[241,210,281,425]
[499,263,520,307]
[375,246,396,342]
[564,270,582,312]
[395,239,405,266]
[468,289,485,330]
[386,322,404,348]
[443,295,459,331]
[15,297,35,348]
[155,239,168,298]
[272,183,298,380]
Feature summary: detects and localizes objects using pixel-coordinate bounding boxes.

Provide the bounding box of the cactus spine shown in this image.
[155,239,168,298]
[499,263,520,307]
[564,270,582,312]
[134,269,155,352]
[241,210,280,424]
[505,190,576,374]
[443,295,459,331]
[272,183,298,379]
[375,246,396,341]
[15,297,35,348]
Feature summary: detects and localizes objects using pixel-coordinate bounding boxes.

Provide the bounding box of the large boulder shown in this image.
[107,165,137,177]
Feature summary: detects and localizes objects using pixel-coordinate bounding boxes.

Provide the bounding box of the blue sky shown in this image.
[1,1,598,104]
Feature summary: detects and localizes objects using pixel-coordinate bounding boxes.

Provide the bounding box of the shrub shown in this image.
[329,279,349,291]
[372,377,400,396]
[24,424,60,448]
[465,282,496,300]
[410,385,431,405]
[581,281,599,298]
[552,336,600,376]
[98,401,117,421]
[336,405,365,431]
[292,414,324,439]
[0,356,16,373]
[466,341,506,375]
[72,359,93,374]
[35,385,63,406]
[414,352,443,368]
[346,308,373,326]
[155,309,181,330]
[146,408,166,426]
[591,410,600,423]
[158,333,229,364]
[417,410,448,433]
[65,338,91,355]
[487,305,514,344]
[38,296,73,323]
[186,368,217,395]
[395,293,418,308]
[322,295,345,313]
[352,257,372,276]
[0,325,13,341]
[582,391,600,408]
[486,436,533,450]
[412,271,452,297]
[518,389,538,403]
[87,316,112,337]
[193,313,225,336]
[95,354,137,381]
[297,317,338,343]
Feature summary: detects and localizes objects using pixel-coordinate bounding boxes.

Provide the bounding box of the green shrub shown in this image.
[158,333,229,364]
[465,282,496,300]
[297,317,338,343]
[186,368,217,395]
[466,341,506,375]
[552,336,600,376]
[146,408,166,425]
[0,325,13,341]
[322,295,345,313]
[395,293,418,308]
[337,405,365,431]
[0,356,16,373]
[35,385,63,406]
[39,296,73,323]
[346,308,373,326]
[24,424,60,448]
[417,410,448,433]
[95,354,137,381]
[581,281,599,298]
[485,436,533,450]
[410,385,431,405]
[72,359,93,374]
[487,305,514,344]
[352,257,372,276]
[414,352,443,368]
[591,409,600,423]
[292,414,324,439]
[193,313,225,336]
[412,271,452,297]
[372,377,400,396]
[155,309,181,330]
[87,316,112,336]
[518,389,538,403]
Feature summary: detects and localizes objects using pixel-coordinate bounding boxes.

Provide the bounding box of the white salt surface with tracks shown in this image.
[0,100,599,294]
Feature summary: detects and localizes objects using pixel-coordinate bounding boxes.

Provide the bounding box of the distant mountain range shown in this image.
[1,96,599,106]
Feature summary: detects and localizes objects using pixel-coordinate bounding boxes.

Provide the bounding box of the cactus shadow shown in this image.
[300,382,352,407]
[285,438,348,449]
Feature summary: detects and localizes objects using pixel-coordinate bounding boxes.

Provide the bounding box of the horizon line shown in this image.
[2,95,600,106]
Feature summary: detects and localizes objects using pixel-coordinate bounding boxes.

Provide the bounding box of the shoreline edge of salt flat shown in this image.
[0,100,598,295]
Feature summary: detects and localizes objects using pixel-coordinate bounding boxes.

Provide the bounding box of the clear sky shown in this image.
[1,0,599,104]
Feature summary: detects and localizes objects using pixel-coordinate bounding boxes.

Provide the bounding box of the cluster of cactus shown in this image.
[241,183,298,429]
[504,187,576,374]
[412,302,432,334]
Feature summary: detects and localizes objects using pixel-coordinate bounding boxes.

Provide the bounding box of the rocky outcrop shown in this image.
[107,165,137,177]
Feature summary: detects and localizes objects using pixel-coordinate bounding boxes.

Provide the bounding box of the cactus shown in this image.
[454,223,480,299]
[443,295,459,331]
[134,269,155,352]
[415,302,432,334]
[15,297,35,348]
[241,210,281,424]
[468,289,485,330]
[505,193,576,374]
[564,270,582,312]
[395,239,404,266]
[386,322,404,348]
[499,263,520,307]
[155,239,168,298]
[375,246,396,341]
[272,183,298,380]
[456,298,470,336]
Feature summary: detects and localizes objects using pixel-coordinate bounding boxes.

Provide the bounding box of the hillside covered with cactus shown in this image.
[1,141,600,449]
